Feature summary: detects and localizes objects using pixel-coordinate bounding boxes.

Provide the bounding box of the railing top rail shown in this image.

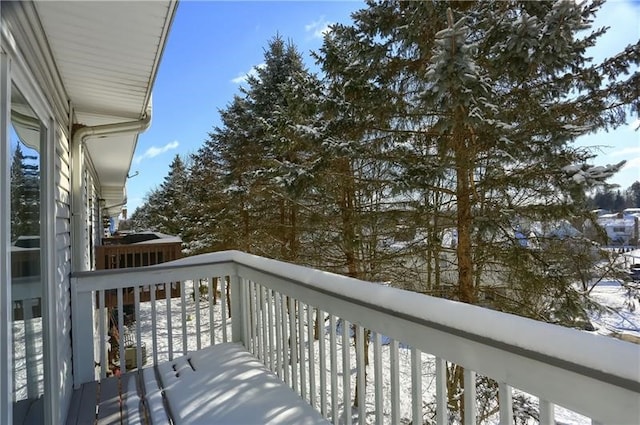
[72,250,640,394]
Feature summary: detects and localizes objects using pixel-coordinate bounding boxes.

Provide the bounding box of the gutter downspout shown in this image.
[70,103,152,273]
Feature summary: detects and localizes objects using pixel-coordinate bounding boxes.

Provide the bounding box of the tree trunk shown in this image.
[338,158,358,279]
[212,277,218,304]
[314,308,321,340]
[353,328,370,408]
[454,127,476,304]
[290,203,298,260]
[447,364,465,422]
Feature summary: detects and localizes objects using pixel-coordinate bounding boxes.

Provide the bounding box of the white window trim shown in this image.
[0,48,14,425]
[1,31,59,425]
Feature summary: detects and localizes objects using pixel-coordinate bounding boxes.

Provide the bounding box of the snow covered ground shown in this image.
[589,249,640,341]
[589,280,640,338]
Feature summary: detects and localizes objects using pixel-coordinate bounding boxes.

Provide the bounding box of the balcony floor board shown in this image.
[65,342,327,425]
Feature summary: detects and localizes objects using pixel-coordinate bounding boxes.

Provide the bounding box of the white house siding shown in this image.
[3,2,174,421]
[54,124,73,424]
[596,217,637,245]
[1,3,75,422]
[85,166,101,270]
[53,115,104,425]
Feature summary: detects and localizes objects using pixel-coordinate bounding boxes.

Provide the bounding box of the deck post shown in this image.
[70,278,95,387]
[229,274,246,345]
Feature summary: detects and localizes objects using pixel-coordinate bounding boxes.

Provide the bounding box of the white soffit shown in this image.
[34,1,176,191]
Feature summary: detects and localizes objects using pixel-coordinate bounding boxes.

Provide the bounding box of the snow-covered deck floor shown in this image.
[66,342,328,425]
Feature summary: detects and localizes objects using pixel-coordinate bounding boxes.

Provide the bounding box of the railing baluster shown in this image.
[330,314,338,424]
[342,319,352,425]
[390,339,400,425]
[195,279,201,351]
[245,280,252,352]
[134,286,141,371]
[539,399,554,425]
[23,299,38,397]
[412,347,423,425]
[166,283,173,361]
[261,286,268,364]
[117,288,125,372]
[267,288,275,372]
[275,291,282,378]
[248,281,254,354]
[243,278,251,348]
[435,357,446,425]
[151,283,158,364]
[463,368,476,425]
[208,277,214,345]
[289,296,298,393]
[221,277,228,343]
[319,309,328,418]
[499,382,514,425]
[282,293,290,386]
[98,290,106,379]
[373,331,382,425]
[307,305,316,408]
[181,279,187,355]
[256,283,262,360]
[250,281,258,356]
[299,301,307,401]
[356,325,365,424]
[255,283,262,360]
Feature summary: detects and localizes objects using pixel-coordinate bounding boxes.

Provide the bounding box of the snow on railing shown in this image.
[71,250,640,425]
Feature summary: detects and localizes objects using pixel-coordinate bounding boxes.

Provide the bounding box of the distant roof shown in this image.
[121,232,182,245]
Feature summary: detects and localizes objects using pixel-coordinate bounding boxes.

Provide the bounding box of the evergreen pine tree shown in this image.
[10,143,40,241]
[157,155,190,237]
[317,0,638,318]
[192,36,324,260]
[317,2,638,418]
[130,155,189,242]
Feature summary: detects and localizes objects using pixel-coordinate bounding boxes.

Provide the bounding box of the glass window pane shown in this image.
[10,83,44,424]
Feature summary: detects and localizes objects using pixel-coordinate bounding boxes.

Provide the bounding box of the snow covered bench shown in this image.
[157,343,327,424]
[66,342,328,424]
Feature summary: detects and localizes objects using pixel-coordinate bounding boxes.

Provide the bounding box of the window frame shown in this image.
[1,32,58,425]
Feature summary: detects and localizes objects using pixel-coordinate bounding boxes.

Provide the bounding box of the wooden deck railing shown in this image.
[71,251,640,425]
[95,241,182,308]
[95,242,182,270]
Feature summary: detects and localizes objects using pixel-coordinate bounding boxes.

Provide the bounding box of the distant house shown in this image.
[622,207,640,218]
[596,212,639,245]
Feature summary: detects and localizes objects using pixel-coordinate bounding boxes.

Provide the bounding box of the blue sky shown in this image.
[128,0,640,213]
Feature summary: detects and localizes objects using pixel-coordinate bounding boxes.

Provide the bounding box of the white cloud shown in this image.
[231,63,265,84]
[622,156,640,171]
[134,140,179,164]
[305,16,333,39]
[610,146,640,157]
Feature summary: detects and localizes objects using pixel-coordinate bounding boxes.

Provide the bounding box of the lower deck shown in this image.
[65,343,327,425]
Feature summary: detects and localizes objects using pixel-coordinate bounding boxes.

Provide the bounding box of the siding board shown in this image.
[55,125,73,424]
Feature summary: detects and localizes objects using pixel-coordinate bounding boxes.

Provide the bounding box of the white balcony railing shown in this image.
[71,250,639,425]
